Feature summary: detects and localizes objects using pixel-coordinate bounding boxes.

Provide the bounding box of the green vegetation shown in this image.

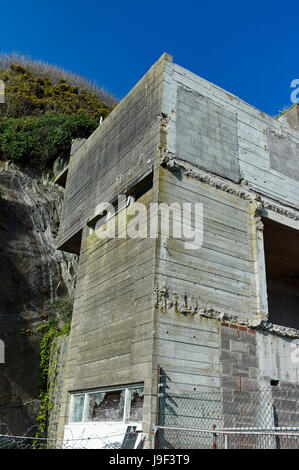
[0,63,115,120]
[0,52,116,105]
[33,298,73,447]
[0,55,116,170]
[0,113,98,168]
[50,298,73,325]
[20,298,73,447]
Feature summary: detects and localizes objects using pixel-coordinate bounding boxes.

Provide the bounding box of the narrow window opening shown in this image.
[88,172,153,234]
[263,218,299,330]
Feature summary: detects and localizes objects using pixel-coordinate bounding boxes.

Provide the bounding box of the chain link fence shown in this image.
[1,386,298,449]
[155,386,299,449]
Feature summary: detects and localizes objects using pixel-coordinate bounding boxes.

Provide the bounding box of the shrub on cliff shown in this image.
[0,57,117,170]
[0,62,115,120]
[0,113,98,168]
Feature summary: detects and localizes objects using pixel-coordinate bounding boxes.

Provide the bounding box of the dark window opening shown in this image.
[126,172,153,202]
[263,218,299,330]
[87,172,153,234]
[270,380,280,387]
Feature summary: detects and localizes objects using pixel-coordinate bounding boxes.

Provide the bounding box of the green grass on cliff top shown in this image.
[0,55,117,170]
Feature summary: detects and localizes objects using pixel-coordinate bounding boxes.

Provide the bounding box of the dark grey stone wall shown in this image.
[220,322,259,428]
[220,322,299,432]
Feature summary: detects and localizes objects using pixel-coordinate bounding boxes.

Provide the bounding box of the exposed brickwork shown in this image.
[220,322,260,427]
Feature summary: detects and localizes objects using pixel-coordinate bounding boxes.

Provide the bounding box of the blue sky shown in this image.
[0,0,298,116]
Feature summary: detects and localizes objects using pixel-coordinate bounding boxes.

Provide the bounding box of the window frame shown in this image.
[69,383,144,424]
[258,207,299,328]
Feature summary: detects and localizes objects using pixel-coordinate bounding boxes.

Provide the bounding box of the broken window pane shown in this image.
[87,390,125,422]
[70,395,84,422]
[129,388,144,421]
[86,392,105,421]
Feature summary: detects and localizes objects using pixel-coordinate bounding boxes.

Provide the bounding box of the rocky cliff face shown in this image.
[0,162,77,435]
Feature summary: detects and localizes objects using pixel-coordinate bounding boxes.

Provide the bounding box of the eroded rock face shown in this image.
[0,163,77,435]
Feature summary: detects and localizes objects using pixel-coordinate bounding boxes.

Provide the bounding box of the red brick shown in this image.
[238,377,242,390]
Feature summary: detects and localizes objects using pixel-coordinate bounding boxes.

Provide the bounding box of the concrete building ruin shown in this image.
[53,54,299,448]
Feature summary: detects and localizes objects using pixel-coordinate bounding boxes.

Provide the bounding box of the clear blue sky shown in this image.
[1,0,298,116]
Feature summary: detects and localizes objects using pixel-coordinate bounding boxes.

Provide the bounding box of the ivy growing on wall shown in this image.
[34,319,71,448]
[19,298,73,448]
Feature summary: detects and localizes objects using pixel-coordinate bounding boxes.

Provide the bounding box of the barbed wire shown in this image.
[0,423,144,449]
[1,386,298,449]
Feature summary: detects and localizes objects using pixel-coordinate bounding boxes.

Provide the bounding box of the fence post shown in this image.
[0,340,4,363]
[213,424,217,449]
[155,365,161,449]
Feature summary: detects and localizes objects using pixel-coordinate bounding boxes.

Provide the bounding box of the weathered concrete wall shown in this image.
[57,54,172,254]
[257,332,299,428]
[153,312,220,394]
[55,55,176,446]
[55,54,299,448]
[152,57,299,442]
[257,331,299,385]
[162,59,299,208]
[176,86,240,182]
[56,186,158,446]
[151,310,221,448]
[278,104,299,132]
[155,167,257,319]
